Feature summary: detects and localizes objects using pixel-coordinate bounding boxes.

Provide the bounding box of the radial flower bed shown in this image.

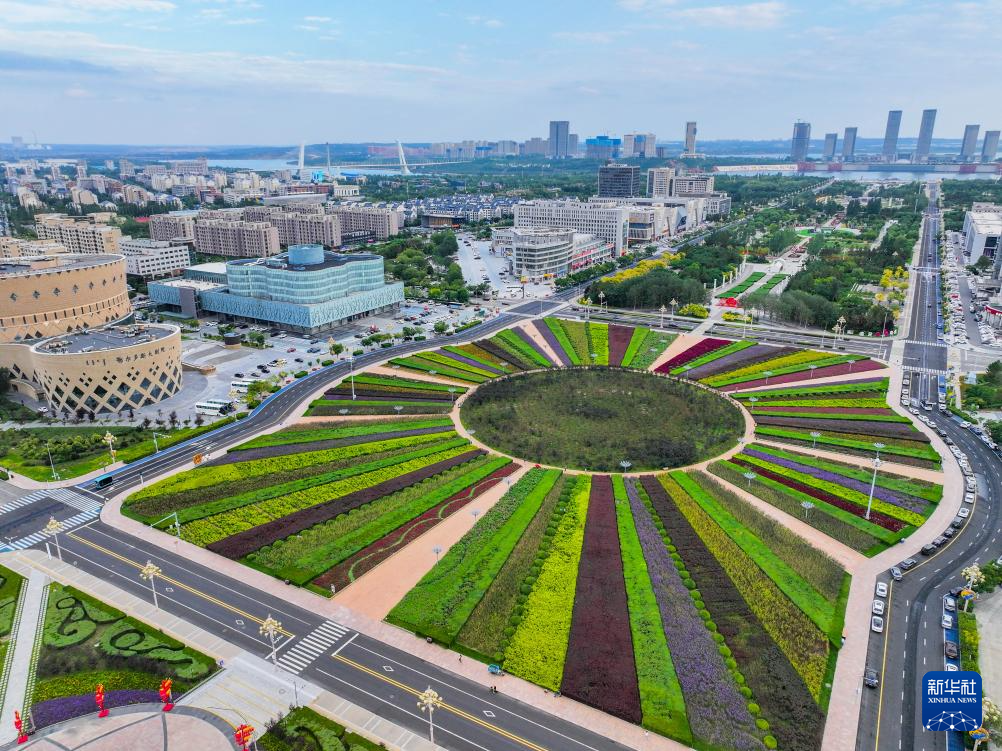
[655,337,731,373]
[534,319,575,366]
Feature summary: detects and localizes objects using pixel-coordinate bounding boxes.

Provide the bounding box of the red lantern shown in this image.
[234,724,254,751]
[14,710,27,744]
[95,683,108,718]
[159,679,173,712]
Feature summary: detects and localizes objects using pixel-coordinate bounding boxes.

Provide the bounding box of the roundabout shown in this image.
[458,367,745,472]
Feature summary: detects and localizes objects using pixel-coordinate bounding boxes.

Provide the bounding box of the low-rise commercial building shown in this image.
[119,238,191,279]
[491,228,613,278]
[149,244,403,334]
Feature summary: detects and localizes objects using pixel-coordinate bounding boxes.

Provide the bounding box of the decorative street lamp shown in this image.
[763,370,773,385]
[619,460,632,474]
[873,441,885,461]
[394,405,404,415]
[801,501,815,519]
[810,431,822,449]
[432,545,443,562]
[659,304,667,329]
[347,352,356,400]
[584,297,592,322]
[743,471,757,489]
[260,615,282,666]
[670,298,678,322]
[809,364,817,379]
[46,442,60,481]
[864,457,882,520]
[417,687,444,745]
[44,516,64,561]
[103,431,117,463]
[598,290,606,312]
[139,560,162,609]
[448,387,457,403]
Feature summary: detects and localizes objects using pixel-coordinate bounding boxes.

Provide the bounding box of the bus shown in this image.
[195,399,234,417]
[230,379,256,394]
[94,474,114,489]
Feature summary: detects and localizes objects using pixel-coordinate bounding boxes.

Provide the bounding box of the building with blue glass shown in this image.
[149,244,403,334]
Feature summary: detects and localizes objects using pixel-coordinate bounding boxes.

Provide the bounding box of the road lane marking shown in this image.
[66,531,294,637]
[873,578,894,751]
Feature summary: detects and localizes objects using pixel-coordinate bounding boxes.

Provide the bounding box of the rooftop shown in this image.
[230,250,381,273]
[33,324,177,354]
[0,253,123,278]
[155,278,226,292]
[187,262,228,276]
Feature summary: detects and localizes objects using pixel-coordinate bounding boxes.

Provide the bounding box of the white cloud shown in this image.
[670,2,787,29]
[466,15,503,27]
[224,17,262,25]
[303,15,332,22]
[63,85,92,97]
[0,0,174,23]
[552,30,628,44]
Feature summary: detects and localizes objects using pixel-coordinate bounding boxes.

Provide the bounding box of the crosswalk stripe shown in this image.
[275,620,349,675]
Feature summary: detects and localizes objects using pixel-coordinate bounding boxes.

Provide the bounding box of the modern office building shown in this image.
[597,164,641,198]
[915,109,937,162]
[961,125,981,162]
[790,121,811,161]
[0,323,182,414]
[34,214,122,254]
[963,205,1002,269]
[119,238,191,279]
[646,167,675,197]
[982,131,1001,163]
[490,227,613,278]
[149,244,404,334]
[622,133,656,158]
[549,121,570,158]
[882,110,902,160]
[842,127,858,160]
[194,219,281,258]
[149,212,198,242]
[584,136,621,160]
[514,200,630,254]
[683,121,698,156]
[823,133,838,160]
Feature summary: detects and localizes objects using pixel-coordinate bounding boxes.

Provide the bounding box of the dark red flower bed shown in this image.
[607,324,634,367]
[208,426,454,465]
[313,463,520,591]
[753,414,924,440]
[722,360,884,391]
[475,338,531,370]
[684,344,792,381]
[640,476,825,750]
[654,337,731,374]
[750,406,894,416]
[560,475,642,724]
[207,450,485,559]
[532,320,574,366]
[513,326,555,366]
[32,692,160,730]
[728,457,906,531]
[436,349,506,375]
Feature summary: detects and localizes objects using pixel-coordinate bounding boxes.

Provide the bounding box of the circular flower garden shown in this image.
[459,367,745,472]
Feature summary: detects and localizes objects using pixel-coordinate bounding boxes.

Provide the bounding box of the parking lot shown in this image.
[456,232,556,301]
[943,230,1001,349]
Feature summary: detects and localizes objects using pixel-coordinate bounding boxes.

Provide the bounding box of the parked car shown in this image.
[964,493,975,503]
[945,641,959,659]
[921,544,937,556]
[941,614,954,629]
[944,596,957,612]
[932,536,948,548]
[958,507,970,518]
[946,663,959,672]
[890,567,903,581]
[872,600,885,616]
[864,669,880,688]
[899,558,918,571]
[234,372,244,378]
[942,527,956,538]
[875,581,888,598]
[871,616,885,633]
[287,347,296,353]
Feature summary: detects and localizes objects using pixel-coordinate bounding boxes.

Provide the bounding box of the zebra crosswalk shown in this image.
[1,487,103,550]
[276,620,350,675]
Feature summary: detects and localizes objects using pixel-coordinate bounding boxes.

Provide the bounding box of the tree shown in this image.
[140,416,152,431]
[193,413,204,428]
[433,321,448,334]
[328,341,344,357]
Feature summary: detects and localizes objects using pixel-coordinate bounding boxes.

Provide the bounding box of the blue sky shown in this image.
[2,0,1001,145]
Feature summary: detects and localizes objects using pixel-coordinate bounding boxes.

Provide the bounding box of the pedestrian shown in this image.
[458,655,462,663]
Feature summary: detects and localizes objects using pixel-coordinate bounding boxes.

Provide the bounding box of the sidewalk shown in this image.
[0,569,48,745]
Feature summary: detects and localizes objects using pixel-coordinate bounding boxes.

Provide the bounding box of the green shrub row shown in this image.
[389,356,489,383]
[544,319,581,365]
[733,378,889,399]
[754,427,941,463]
[620,326,650,368]
[587,323,610,365]
[492,330,551,368]
[234,418,453,450]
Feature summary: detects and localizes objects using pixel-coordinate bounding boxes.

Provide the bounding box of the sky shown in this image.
[2,0,1002,145]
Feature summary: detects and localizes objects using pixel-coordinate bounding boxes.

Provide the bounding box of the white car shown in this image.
[964,493,975,504]
[875,581,888,598]
[946,663,959,672]
[942,614,954,629]
[958,507,970,518]
[871,615,884,633]
[872,600,885,616]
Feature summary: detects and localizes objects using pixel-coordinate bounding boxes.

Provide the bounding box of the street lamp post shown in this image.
[417,687,444,745]
[742,472,757,489]
[583,297,591,322]
[151,431,169,453]
[45,442,60,482]
[873,441,885,461]
[670,298,678,323]
[865,457,882,521]
[619,460,632,474]
[432,546,443,562]
[801,501,815,519]
[260,615,282,666]
[448,387,457,403]
[44,517,64,561]
[809,364,817,379]
[810,431,822,449]
[139,560,162,609]
[103,431,117,464]
[659,304,667,329]
[347,353,356,400]
[763,370,773,385]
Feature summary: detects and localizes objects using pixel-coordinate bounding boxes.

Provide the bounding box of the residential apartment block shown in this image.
[194,219,281,258]
[149,212,197,242]
[34,214,122,254]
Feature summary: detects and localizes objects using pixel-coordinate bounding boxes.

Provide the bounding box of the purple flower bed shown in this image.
[743,448,929,514]
[625,480,762,750]
[722,359,885,391]
[436,349,505,375]
[32,691,160,729]
[684,344,791,380]
[533,320,574,366]
[655,338,730,374]
[739,375,887,398]
[513,326,555,366]
[753,414,925,440]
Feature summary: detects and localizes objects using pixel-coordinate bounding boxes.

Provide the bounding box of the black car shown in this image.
[932,536,948,548]
[920,544,937,556]
[945,641,959,659]
[234,372,244,378]
[294,357,303,363]
[949,586,965,598]
[864,669,879,688]
[942,528,956,539]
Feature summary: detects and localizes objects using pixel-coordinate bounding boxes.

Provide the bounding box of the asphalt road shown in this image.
[856,186,1001,751]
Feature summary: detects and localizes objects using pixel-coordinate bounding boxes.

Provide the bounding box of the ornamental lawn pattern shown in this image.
[560,475,642,723]
[503,475,590,691]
